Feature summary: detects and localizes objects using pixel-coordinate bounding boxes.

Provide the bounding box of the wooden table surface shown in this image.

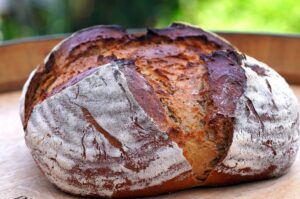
[1,86,300,199]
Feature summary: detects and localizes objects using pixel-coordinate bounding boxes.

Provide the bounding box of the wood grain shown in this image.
[0,37,63,93]
[219,33,300,84]
[0,86,299,199]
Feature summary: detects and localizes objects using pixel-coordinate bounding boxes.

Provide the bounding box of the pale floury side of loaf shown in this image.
[23,62,193,197]
[212,56,299,178]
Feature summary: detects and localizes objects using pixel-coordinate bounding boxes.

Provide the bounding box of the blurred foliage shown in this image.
[158,0,300,33]
[0,0,299,41]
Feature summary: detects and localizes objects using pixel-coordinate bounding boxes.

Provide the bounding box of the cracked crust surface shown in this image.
[21,23,300,197]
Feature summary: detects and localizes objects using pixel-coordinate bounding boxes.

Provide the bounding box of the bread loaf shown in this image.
[20,23,300,198]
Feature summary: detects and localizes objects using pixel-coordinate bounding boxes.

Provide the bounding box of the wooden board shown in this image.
[0,86,300,199]
[219,33,300,84]
[0,37,63,92]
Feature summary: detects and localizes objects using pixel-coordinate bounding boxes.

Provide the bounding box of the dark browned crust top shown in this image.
[200,50,248,186]
[23,23,234,128]
[147,23,233,49]
[202,50,246,117]
[45,25,127,72]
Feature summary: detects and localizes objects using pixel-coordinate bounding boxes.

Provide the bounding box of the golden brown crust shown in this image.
[23,23,236,128]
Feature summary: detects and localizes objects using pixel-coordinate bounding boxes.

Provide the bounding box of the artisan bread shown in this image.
[20,23,300,198]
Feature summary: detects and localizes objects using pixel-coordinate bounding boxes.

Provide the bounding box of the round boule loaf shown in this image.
[20,23,300,198]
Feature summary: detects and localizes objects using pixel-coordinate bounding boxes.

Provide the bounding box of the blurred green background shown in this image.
[0,0,299,41]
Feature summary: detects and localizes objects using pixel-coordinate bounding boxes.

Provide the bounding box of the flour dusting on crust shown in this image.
[216,56,300,176]
[25,62,192,197]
